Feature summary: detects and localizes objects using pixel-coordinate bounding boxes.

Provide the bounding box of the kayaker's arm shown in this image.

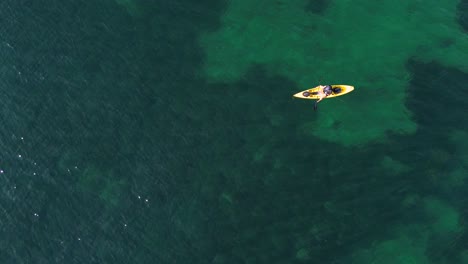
[314,98,322,111]
[314,94,329,111]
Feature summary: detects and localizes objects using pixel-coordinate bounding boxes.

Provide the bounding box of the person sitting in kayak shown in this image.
[314,85,333,111]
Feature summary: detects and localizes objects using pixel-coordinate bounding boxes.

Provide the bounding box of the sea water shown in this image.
[1,0,467,263]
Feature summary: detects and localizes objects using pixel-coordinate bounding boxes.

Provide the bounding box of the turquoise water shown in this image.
[1,0,468,263]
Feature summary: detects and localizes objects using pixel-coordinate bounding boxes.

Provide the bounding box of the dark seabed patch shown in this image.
[404,58,468,200]
[457,0,468,32]
[404,59,468,264]
[305,0,331,14]
[406,59,467,130]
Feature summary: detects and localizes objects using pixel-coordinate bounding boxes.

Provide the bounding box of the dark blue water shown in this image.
[1,0,467,263]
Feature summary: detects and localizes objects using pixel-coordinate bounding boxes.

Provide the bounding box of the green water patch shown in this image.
[351,232,430,264]
[350,196,463,264]
[58,151,128,208]
[423,197,461,235]
[114,0,141,16]
[78,165,126,207]
[380,155,410,175]
[460,250,468,264]
[200,0,468,146]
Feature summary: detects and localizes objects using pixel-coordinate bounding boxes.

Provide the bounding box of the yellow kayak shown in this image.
[293,85,354,99]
